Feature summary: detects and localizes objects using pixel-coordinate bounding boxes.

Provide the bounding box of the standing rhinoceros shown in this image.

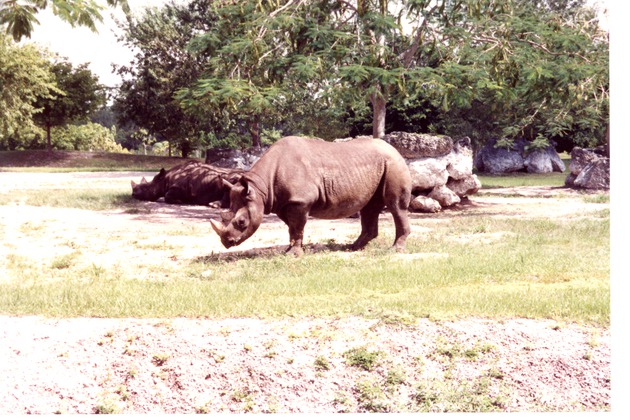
[131,161,243,207]
[210,136,412,255]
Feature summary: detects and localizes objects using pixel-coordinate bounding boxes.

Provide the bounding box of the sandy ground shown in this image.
[0,171,612,414]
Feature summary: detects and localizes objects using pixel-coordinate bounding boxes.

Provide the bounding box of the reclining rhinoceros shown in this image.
[131,161,243,207]
[210,136,412,255]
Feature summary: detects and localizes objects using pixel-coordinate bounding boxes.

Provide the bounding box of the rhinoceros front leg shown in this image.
[278,203,309,257]
[351,202,382,251]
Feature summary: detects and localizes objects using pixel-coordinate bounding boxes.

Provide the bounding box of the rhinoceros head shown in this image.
[131,168,167,201]
[210,176,264,248]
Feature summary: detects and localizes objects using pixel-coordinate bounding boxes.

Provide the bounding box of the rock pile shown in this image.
[383,132,481,213]
[565,146,610,190]
[474,138,566,174]
[205,147,267,170]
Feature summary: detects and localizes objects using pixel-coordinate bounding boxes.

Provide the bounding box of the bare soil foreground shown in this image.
[0,172,611,414]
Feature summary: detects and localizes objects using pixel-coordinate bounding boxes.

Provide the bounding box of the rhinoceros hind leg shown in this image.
[388,198,411,252]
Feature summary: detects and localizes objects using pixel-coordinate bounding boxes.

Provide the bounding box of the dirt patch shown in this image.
[0,172,611,413]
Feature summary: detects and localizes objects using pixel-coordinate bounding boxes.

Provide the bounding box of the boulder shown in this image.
[383,132,453,158]
[447,175,482,197]
[407,157,449,191]
[447,137,474,179]
[475,138,566,174]
[409,196,442,213]
[398,136,474,192]
[524,146,566,174]
[474,139,526,174]
[206,147,266,170]
[565,146,610,190]
[385,133,479,210]
[429,185,461,207]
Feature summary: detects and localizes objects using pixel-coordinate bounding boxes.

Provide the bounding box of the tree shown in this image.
[0,0,129,41]
[179,1,506,140]
[33,60,107,150]
[51,121,126,152]
[180,0,607,151]
[113,0,214,157]
[177,0,294,147]
[0,33,56,149]
[426,0,609,151]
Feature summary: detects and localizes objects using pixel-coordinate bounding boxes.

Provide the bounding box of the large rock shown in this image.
[524,146,566,174]
[447,175,482,197]
[565,146,609,190]
[447,137,475,179]
[474,139,526,174]
[429,185,461,207]
[383,132,453,158]
[409,195,442,213]
[407,157,449,191]
[206,147,266,169]
[384,133,479,212]
[475,138,565,174]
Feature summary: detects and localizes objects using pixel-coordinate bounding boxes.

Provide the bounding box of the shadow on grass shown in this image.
[195,242,352,263]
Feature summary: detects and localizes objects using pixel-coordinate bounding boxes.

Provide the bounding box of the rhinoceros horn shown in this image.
[210,218,225,236]
[220,210,234,222]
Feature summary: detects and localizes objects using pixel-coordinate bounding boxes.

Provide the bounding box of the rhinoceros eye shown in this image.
[235,217,248,230]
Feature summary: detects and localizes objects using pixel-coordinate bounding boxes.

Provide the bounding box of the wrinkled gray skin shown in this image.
[210,136,412,256]
[131,161,243,207]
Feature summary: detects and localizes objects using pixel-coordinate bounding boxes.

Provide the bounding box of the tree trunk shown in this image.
[46,125,52,152]
[181,141,191,158]
[250,117,261,148]
[370,89,387,139]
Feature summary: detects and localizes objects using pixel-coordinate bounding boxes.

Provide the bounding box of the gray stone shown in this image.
[569,146,602,176]
[568,157,610,190]
[206,147,266,170]
[447,175,482,197]
[383,132,453,159]
[447,137,474,180]
[524,146,567,174]
[407,157,449,191]
[428,185,461,207]
[475,138,565,174]
[474,139,526,174]
[409,195,442,213]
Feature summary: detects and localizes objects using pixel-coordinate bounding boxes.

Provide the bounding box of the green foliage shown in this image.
[344,346,385,371]
[50,122,127,153]
[431,0,609,150]
[32,59,107,150]
[113,1,215,156]
[0,34,56,147]
[0,0,129,41]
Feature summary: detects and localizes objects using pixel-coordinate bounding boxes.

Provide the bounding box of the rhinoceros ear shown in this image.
[140,177,148,184]
[221,176,236,190]
[241,179,257,200]
[131,180,137,188]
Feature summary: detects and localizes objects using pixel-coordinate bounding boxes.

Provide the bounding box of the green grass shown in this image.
[0,215,610,325]
[0,188,135,210]
[0,150,198,171]
[477,170,568,188]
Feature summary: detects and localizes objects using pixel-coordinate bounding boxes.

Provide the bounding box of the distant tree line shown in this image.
[1,0,608,157]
